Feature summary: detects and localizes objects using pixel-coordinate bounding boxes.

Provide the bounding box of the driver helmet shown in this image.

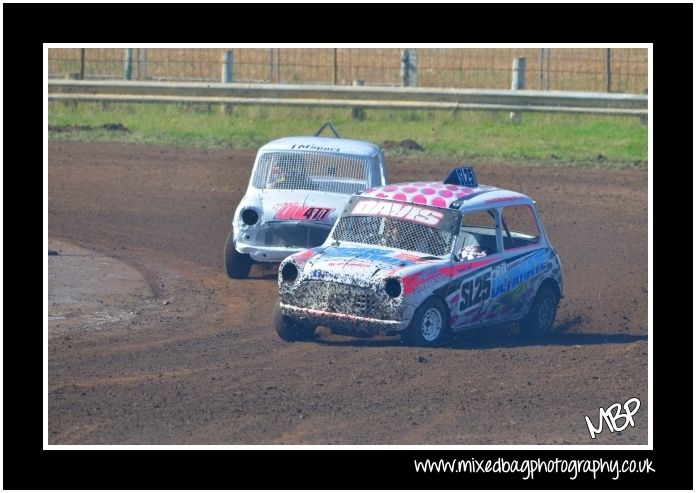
[267,153,307,188]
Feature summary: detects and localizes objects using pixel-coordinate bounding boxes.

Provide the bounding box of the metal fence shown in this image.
[48,48,648,94]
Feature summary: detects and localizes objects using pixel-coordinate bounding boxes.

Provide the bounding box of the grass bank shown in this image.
[48,103,647,168]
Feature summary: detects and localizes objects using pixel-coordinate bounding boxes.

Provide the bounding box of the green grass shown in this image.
[48,103,647,167]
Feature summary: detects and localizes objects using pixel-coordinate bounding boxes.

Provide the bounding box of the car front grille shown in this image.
[262,222,331,249]
[292,280,383,317]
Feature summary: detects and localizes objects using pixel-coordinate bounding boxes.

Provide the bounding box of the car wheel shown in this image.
[403,297,449,347]
[521,286,558,337]
[224,230,252,279]
[273,300,316,342]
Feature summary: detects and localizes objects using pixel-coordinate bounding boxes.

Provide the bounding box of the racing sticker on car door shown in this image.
[458,268,492,312]
[489,249,547,318]
[450,267,494,328]
[448,249,547,328]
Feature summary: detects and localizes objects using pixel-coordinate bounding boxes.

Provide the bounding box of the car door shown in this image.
[448,208,504,329]
[494,204,546,320]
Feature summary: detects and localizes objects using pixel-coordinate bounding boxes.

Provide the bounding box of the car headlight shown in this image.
[241,208,259,226]
[281,262,299,284]
[384,278,402,298]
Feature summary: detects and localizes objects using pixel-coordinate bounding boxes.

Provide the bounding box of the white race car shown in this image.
[225,124,388,278]
[275,167,564,346]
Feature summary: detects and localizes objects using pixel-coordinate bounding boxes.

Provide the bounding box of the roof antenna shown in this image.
[314,122,341,138]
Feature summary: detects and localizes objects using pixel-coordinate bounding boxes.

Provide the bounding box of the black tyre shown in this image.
[224,230,252,279]
[273,300,316,342]
[521,286,558,337]
[403,297,449,347]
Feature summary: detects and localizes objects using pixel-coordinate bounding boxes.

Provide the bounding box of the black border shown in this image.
[24,1,694,490]
[27,451,670,489]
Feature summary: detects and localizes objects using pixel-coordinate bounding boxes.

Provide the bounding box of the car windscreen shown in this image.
[252,151,369,194]
[330,197,462,257]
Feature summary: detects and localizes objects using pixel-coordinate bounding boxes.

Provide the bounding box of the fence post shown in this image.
[351,80,365,120]
[268,48,274,83]
[539,48,549,90]
[640,87,647,126]
[401,48,418,87]
[64,72,80,107]
[409,48,417,86]
[605,48,612,92]
[509,57,526,124]
[123,48,133,80]
[79,48,85,80]
[333,48,338,85]
[221,50,234,82]
[142,48,148,80]
[221,50,234,113]
[401,49,409,86]
[274,48,281,83]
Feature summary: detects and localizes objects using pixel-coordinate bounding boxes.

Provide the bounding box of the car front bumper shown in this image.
[280,302,411,335]
[235,241,301,263]
[234,221,332,263]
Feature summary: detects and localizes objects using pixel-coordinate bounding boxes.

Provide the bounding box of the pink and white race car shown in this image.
[275,167,563,346]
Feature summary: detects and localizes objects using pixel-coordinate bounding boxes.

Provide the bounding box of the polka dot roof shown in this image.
[360,182,528,209]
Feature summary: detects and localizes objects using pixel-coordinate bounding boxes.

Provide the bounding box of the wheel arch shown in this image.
[417,294,452,333]
[429,294,452,327]
[402,294,452,346]
[538,278,561,305]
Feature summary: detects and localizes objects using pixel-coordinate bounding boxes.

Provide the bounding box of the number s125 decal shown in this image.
[459,269,491,311]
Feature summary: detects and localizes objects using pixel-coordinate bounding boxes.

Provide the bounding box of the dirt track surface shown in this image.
[48,141,648,444]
